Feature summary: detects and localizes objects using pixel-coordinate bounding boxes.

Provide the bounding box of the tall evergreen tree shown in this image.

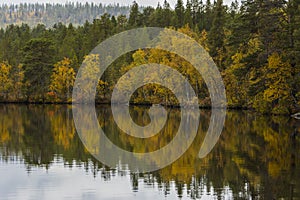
[184,0,193,26]
[22,38,55,101]
[174,0,185,28]
[257,0,287,60]
[204,0,213,30]
[162,0,173,27]
[208,0,226,68]
[191,0,199,25]
[128,1,140,27]
[288,0,300,106]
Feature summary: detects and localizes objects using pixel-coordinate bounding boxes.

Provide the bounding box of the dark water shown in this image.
[0,105,299,200]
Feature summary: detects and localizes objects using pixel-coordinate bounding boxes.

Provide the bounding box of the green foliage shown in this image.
[174,0,185,28]
[0,0,298,113]
[22,38,55,102]
[184,0,193,26]
[207,0,226,68]
[129,1,141,27]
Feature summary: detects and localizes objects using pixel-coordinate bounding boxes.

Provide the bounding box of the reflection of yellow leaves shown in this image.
[268,162,281,178]
[53,128,75,150]
[0,105,24,144]
[0,130,10,143]
[50,107,75,150]
[261,125,290,178]
[82,130,100,155]
[232,156,245,165]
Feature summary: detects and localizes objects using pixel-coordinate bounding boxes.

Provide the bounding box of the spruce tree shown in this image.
[22,38,55,101]
[207,0,225,68]
[128,1,140,27]
[174,0,185,28]
[184,0,193,26]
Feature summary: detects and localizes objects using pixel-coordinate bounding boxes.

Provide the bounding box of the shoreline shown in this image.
[0,101,272,115]
[1,101,298,117]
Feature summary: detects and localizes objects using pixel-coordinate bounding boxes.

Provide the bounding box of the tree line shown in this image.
[0,2,131,28]
[0,0,299,114]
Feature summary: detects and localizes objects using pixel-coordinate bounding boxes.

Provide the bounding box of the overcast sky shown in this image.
[1,0,237,8]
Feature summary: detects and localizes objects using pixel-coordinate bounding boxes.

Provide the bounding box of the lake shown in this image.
[0,105,299,199]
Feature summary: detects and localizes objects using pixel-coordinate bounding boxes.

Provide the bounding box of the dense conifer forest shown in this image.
[0,0,299,114]
[0,2,131,27]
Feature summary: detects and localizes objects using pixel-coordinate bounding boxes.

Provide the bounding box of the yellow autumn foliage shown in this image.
[49,57,76,102]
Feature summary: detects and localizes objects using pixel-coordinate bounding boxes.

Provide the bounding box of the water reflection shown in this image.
[0,105,299,199]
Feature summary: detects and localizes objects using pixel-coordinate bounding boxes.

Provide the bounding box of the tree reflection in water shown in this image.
[0,105,299,199]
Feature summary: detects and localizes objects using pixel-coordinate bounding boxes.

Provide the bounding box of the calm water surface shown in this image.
[0,105,299,199]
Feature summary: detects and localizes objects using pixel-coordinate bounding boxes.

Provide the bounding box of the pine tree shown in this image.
[161,0,173,27]
[22,38,55,102]
[174,0,185,28]
[191,0,199,25]
[287,0,300,106]
[128,1,140,27]
[257,0,287,60]
[184,0,193,27]
[204,0,213,31]
[207,0,226,68]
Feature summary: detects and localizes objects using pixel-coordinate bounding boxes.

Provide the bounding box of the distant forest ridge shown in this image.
[0,2,134,28]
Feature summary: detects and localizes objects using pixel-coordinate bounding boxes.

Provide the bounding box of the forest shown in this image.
[0,2,131,28]
[0,0,299,114]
